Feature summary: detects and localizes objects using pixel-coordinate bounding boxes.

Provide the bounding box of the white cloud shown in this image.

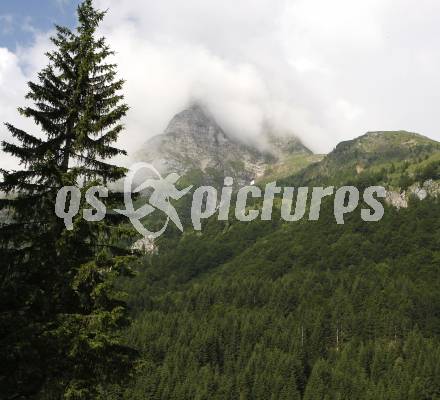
[0,48,29,170]
[2,0,440,170]
[0,31,53,170]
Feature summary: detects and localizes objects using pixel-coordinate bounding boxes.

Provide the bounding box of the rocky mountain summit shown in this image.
[134,105,440,205]
[135,104,312,185]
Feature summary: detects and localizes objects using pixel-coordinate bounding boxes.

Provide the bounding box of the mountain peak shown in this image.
[165,103,222,138]
[135,105,316,185]
[174,103,210,121]
[135,105,266,184]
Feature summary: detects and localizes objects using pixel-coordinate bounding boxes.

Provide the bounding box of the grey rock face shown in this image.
[264,132,312,159]
[385,190,408,209]
[131,235,158,255]
[135,104,306,185]
[385,179,440,209]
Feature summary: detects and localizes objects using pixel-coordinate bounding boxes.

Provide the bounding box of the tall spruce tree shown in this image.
[0,1,136,398]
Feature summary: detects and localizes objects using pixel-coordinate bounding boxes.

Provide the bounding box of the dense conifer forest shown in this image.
[118,197,440,399]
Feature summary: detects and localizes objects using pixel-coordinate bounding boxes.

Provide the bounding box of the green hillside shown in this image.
[284,131,440,188]
[119,196,440,399]
[112,131,440,399]
[258,153,324,184]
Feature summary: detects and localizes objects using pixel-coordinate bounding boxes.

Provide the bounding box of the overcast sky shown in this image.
[1,0,440,170]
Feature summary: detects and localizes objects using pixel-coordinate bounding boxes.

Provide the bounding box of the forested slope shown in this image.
[119,193,440,399]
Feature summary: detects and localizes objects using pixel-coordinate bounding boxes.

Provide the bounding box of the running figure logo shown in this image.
[116,163,192,238]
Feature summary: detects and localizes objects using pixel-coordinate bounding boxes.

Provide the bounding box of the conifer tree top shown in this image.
[1,0,128,197]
